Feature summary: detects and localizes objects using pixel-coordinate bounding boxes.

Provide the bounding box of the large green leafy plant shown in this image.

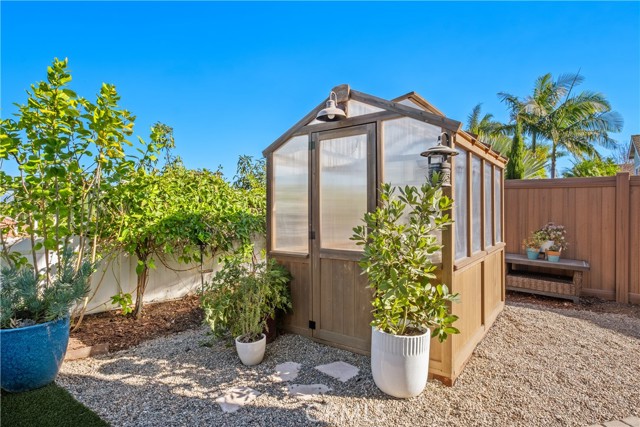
[104,160,266,318]
[351,179,460,341]
[0,58,176,326]
[201,254,291,343]
[1,252,93,328]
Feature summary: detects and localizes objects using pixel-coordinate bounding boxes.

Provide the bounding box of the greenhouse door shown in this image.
[310,124,375,353]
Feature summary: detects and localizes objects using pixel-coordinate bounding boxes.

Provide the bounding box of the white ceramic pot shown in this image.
[540,240,554,253]
[370,326,431,398]
[235,334,266,366]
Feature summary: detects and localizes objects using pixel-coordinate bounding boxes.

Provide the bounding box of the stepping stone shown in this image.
[215,386,260,413]
[605,422,634,427]
[622,417,640,427]
[286,384,331,400]
[315,361,359,382]
[270,361,301,382]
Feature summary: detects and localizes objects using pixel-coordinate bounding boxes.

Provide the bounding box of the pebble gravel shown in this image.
[58,302,640,426]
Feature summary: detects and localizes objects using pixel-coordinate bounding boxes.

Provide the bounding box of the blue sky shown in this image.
[2,1,639,178]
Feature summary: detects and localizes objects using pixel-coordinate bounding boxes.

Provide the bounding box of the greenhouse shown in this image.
[263,84,507,384]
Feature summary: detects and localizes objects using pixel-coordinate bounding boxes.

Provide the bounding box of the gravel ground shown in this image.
[58,302,640,427]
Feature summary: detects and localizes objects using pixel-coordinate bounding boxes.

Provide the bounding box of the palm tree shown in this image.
[467,103,503,138]
[499,73,623,178]
[501,73,584,152]
[465,104,546,179]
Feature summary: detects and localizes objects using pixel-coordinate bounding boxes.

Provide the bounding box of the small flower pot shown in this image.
[546,250,561,262]
[235,334,266,366]
[526,247,540,260]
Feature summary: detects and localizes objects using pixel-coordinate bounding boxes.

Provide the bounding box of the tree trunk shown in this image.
[531,132,537,152]
[551,141,557,179]
[134,261,149,319]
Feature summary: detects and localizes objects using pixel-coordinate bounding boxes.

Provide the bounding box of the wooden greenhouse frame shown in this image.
[262,85,507,385]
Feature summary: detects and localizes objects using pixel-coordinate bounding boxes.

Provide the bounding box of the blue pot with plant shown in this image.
[1,254,92,392]
[522,231,545,260]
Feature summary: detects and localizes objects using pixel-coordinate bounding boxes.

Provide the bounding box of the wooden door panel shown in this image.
[311,124,375,353]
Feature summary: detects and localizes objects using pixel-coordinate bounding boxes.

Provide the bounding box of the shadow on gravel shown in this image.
[59,371,332,427]
[60,332,410,426]
[507,301,640,340]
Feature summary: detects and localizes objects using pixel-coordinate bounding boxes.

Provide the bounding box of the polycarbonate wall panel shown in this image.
[382,117,439,187]
[495,168,503,242]
[319,134,367,251]
[273,135,309,253]
[455,148,468,260]
[348,100,384,117]
[397,99,424,110]
[472,156,482,253]
[382,118,442,261]
[484,163,493,247]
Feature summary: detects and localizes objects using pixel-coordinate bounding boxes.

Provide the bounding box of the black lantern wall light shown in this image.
[420,132,458,187]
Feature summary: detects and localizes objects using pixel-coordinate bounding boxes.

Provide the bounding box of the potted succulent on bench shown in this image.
[201,252,291,366]
[1,252,92,392]
[522,230,546,260]
[352,178,460,399]
[539,222,568,262]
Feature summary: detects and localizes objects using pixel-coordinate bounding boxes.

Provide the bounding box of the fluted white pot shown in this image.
[235,334,266,366]
[371,326,430,398]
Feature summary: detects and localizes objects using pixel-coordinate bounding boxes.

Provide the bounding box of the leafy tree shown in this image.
[506,121,525,179]
[104,159,265,318]
[233,155,266,190]
[562,157,620,177]
[0,58,136,280]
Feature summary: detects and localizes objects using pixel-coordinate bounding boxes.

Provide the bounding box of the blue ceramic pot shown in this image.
[548,255,561,262]
[526,248,540,260]
[1,316,70,392]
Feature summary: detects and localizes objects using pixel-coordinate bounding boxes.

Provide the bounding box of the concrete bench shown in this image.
[505,252,591,303]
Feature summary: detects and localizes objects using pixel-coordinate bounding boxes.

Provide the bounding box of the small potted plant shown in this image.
[522,230,546,260]
[539,222,568,261]
[352,178,460,399]
[201,252,291,366]
[546,243,562,262]
[1,251,92,392]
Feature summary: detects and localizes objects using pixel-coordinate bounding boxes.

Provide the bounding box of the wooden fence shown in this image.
[504,173,639,304]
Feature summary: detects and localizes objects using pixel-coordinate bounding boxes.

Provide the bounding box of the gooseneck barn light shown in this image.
[420,132,458,187]
[316,91,347,122]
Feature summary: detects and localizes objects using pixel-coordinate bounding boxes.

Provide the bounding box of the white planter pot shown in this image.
[371,326,431,398]
[235,334,266,366]
[540,240,554,253]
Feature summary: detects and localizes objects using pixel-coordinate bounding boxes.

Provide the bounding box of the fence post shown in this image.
[615,172,630,303]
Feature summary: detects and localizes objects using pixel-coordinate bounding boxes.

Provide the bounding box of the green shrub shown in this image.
[351,179,460,341]
[1,252,92,329]
[201,255,291,342]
